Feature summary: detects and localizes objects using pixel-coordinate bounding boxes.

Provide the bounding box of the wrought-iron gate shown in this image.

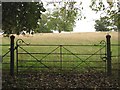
[16,39,107,74]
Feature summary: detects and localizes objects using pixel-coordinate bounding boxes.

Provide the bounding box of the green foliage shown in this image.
[37,2,78,33]
[2,2,46,35]
[35,14,53,33]
[95,16,112,31]
[90,0,119,31]
[95,20,108,31]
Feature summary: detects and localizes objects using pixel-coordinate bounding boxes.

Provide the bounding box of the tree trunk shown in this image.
[58,30,61,33]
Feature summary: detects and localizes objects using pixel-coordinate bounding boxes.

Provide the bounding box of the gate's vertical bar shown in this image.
[106,34,112,76]
[60,45,62,70]
[117,1,120,86]
[0,41,1,90]
[10,35,15,76]
[16,44,18,75]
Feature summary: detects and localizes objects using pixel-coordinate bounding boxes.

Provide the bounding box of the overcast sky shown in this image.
[73,0,100,32]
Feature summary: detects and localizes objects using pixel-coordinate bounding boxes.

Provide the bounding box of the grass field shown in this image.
[1,32,119,73]
[2,32,118,44]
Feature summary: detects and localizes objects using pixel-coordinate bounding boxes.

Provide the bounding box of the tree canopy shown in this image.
[2,1,119,34]
[94,16,111,31]
[2,2,46,35]
[36,1,79,33]
[90,0,119,31]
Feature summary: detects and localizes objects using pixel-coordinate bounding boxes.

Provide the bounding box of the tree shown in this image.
[2,2,46,35]
[90,0,119,31]
[37,1,79,33]
[35,14,50,33]
[94,16,111,31]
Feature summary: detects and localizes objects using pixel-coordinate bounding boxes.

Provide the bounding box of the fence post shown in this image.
[106,34,112,76]
[10,35,15,76]
[60,45,62,70]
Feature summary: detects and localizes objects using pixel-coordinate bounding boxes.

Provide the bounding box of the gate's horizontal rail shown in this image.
[111,44,120,46]
[2,44,120,46]
[18,44,106,46]
[18,52,106,55]
[18,66,105,69]
[111,56,119,57]
[90,67,106,69]
[18,66,49,68]
[0,44,10,46]
[2,63,10,64]
[18,60,104,62]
